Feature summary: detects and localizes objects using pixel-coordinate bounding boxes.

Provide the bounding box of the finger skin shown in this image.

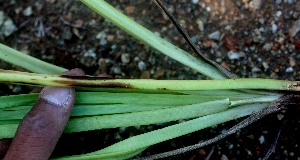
[4,68,84,160]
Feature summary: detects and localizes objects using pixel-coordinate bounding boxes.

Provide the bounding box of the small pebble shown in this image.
[289,57,296,67]
[246,149,252,156]
[227,51,240,60]
[196,19,204,32]
[106,35,114,42]
[111,44,117,50]
[263,62,269,70]
[287,0,295,4]
[295,40,300,49]
[249,0,262,11]
[223,34,237,51]
[22,6,32,16]
[124,6,135,14]
[208,31,220,41]
[138,61,146,71]
[292,12,299,19]
[252,66,261,72]
[286,67,294,73]
[288,44,295,52]
[263,43,273,51]
[275,0,282,4]
[121,53,130,64]
[289,19,300,37]
[247,134,255,140]
[84,49,96,58]
[271,23,278,34]
[277,113,284,120]
[259,135,265,144]
[192,0,199,4]
[1,18,17,37]
[206,6,211,12]
[100,37,107,46]
[221,154,229,160]
[276,11,282,18]
[228,144,234,150]
[111,66,122,74]
[259,17,265,24]
[191,36,198,44]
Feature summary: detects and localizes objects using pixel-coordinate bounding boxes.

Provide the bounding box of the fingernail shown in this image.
[40,87,72,107]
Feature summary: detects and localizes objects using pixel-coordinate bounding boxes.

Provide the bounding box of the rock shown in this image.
[125,6,135,14]
[34,2,43,11]
[295,40,300,49]
[206,6,211,12]
[272,23,278,34]
[96,58,107,74]
[249,0,262,11]
[153,69,165,79]
[72,28,83,39]
[62,28,72,40]
[192,0,199,4]
[96,31,108,46]
[196,19,204,32]
[276,11,282,18]
[289,19,300,37]
[75,19,83,26]
[227,51,240,60]
[244,39,252,47]
[276,37,285,45]
[292,12,299,20]
[289,57,296,67]
[190,36,198,44]
[286,67,294,73]
[140,71,150,79]
[221,154,229,160]
[22,6,32,16]
[111,66,122,75]
[252,66,261,72]
[1,18,17,37]
[221,62,230,70]
[277,113,284,120]
[288,44,295,52]
[111,44,117,50]
[223,34,237,51]
[287,0,296,4]
[275,0,282,4]
[263,62,269,70]
[208,31,220,41]
[106,35,114,42]
[272,43,280,50]
[138,61,146,71]
[259,17,265,24]
[100,37,107,46]
[80,50,97,67]
[263,43,273,51]
[259,135,265,144]
[121,53,130,64]
[202,39,214,48]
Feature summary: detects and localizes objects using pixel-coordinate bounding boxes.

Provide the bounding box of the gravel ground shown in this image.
[0,0,299,159]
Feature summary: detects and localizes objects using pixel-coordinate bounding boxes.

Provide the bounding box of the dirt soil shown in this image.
[0,0,300,159]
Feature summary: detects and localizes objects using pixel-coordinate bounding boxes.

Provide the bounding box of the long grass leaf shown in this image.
[55,103,268,160]
[0,43,67,74]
